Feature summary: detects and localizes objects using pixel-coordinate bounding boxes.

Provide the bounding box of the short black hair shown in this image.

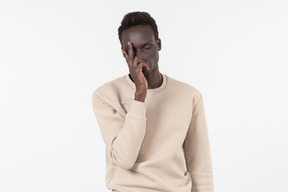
[118,11,159,45]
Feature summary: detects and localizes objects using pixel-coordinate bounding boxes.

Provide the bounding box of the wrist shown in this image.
[134,91,146,102]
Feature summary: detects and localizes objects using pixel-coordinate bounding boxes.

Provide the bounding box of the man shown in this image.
[92,11,214,192]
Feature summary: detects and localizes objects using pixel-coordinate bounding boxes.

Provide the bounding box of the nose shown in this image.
[135,48,144,59]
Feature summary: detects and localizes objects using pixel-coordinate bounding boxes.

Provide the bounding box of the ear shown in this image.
[157,38,162,51]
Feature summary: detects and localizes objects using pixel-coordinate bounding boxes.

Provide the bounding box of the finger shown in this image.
[136,62,150,73]
[127,42,134,66]
[138,62,150,71]
[121,49,127,57]
[133,56,142,68]
[134,62,144,73]
[133,57,149,71]
[143,63,150,71]
[121,49,128,62]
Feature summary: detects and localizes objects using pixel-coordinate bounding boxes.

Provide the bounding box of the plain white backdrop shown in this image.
[1,0,288,192]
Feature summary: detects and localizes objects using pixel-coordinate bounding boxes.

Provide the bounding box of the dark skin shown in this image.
[121,25,163,102]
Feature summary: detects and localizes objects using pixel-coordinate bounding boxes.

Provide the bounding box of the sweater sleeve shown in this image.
[92,91,147,169]
[183,94,214,192]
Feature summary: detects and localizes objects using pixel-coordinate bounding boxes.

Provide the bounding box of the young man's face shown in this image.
[121,25,161,75]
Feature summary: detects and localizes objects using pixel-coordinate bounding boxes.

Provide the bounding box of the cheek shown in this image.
[146,50,158,62]
[151,51,159,62]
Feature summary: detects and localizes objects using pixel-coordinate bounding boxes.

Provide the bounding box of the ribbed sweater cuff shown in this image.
[127,100,146,117]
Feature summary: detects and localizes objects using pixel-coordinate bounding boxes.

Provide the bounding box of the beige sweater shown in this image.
[92,74,214,192]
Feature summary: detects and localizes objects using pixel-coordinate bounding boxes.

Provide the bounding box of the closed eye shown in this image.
[143,46,151,50]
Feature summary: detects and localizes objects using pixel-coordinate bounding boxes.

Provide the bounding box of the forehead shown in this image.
[121,25,155,46]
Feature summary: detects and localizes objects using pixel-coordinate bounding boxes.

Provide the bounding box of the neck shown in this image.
[145,71,163,89]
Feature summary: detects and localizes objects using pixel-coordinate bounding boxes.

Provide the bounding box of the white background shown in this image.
[1,0,288,192]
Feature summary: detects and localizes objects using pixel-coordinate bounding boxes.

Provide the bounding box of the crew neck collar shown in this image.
[124,73,167,92]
